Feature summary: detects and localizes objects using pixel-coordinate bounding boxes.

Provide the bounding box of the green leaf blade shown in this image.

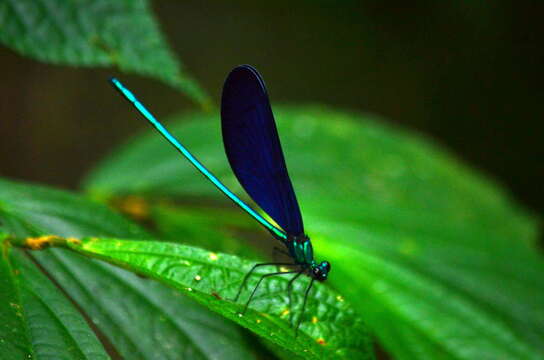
[35,249,257,360]
[0,178,258,359]
[0,244,32,360]
[69,237,374,360]
[2,248,110,360]
[307,214,544,360]
[82,106,543,359]
[0,0,209,105]
[82,106,536,246]
[0,178,149,239]
[327,241,538,359]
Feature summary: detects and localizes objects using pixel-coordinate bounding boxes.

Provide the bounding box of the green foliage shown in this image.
[0,1,542,359]
[151,204,264,258]
[0,179,260,359]
[52,236,370,359]
[0,178,148,239]
[37,249,258,360]
[83,106,537,246]
[0,0,209,106]
[0,245,109,360]
[83,106,544,360]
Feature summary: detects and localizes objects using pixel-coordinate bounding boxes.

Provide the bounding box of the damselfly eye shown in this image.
[321,261,331,272]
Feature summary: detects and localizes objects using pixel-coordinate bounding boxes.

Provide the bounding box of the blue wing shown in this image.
[221,65,304,236]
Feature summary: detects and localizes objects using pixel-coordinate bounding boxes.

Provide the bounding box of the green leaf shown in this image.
[59,237,373,360]
[0,245,109,360]
[0,241,31,359]
[0,0,209,106]
[310,221,544,360]
[83,111,233,198]
[152,204,265,259]
[83,105,543,359]
[0,178,149,239]
[37,249,258,360]
[0,178,258,359]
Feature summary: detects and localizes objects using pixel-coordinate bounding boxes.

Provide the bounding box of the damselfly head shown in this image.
[311,260,331,282]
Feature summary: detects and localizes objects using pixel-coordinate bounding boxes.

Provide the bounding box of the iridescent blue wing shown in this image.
[221,65,304,236]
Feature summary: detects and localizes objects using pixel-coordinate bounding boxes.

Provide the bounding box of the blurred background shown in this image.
[0,1,542,226]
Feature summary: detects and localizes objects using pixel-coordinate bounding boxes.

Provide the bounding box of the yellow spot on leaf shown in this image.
[194,275,202,281]
[209,252,218,261]
[25,235,61,250]
[336,295,344,302]
[256,319,262,324]
[281,309,290,317]
[10,303,22,317]
[312,316,318,324]
[279,266,290,272]
[67,237,81,246]
[316,338,326,345]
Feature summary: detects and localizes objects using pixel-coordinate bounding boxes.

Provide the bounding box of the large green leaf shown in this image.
[309,219,544,360]
[83,106,543,359]
[0,243,109,360]
[38,249,258,360]
[0,240,32,360]
[82,106,536,245]
[0,178,257,359]
[0,0,209,105]
[152,204,266,259]
[21,236,373,360]
[0,178,148,239]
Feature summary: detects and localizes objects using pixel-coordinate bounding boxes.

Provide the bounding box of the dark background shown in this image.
[1,1,542,223]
